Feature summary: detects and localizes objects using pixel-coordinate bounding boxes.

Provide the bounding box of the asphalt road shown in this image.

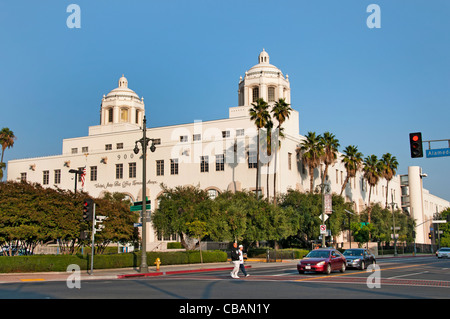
[0,257,448,302]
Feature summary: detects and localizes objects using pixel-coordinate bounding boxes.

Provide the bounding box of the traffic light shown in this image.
[428,232,432,239]
[409,132,423,158]
[82,198,94,221]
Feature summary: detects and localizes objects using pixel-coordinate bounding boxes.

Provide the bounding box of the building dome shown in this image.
[237,49,290,107]
[106,74,140,99]
[247,49,284,77]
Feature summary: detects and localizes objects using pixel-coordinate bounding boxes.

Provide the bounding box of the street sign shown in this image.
[320,224,327,235]
[133,223,142,227]
[324,194,332,214]
[426,148,450,158]
[322,214,329,222]
[130,204,151,212]
[432,220,448,224]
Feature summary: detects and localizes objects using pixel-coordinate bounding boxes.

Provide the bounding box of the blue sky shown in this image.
[1,1,449,201]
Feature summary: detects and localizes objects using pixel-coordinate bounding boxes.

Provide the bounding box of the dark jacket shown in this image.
[231,248,240,261]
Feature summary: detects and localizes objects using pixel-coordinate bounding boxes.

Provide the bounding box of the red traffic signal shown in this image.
[409,132,423,158]
[83,198,94,221]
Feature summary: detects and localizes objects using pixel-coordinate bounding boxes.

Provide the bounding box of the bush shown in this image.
[247,248,309,260]
[167,242,183,249]
[0,250,227,273]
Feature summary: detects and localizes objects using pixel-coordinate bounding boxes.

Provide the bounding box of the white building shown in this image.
[7,50,449,247]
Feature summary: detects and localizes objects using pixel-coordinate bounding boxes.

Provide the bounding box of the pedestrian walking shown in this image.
[230,242,240,278]
[239,244,249,277]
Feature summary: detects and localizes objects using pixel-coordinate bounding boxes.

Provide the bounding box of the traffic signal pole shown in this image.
[89,203,96,275]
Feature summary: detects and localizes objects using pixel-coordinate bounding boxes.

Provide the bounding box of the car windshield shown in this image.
[306,250,330,258]
[343,250,363,256]
[439,248,450,252]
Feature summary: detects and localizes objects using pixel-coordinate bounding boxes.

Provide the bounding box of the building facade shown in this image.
[7,50,449,247]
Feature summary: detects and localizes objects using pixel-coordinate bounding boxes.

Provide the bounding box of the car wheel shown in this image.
[324,263,331,275]
[360,261,365,270]
[340,263,346,273]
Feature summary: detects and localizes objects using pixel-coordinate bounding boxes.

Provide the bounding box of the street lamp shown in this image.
[315,181,331,248]
[389,193,398,256]
[133,116,156,273]
[69,168,84,193]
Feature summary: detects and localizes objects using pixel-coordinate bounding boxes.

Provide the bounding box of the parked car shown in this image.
[343,248,376,270]
[436,247,450,258]
[297,248,346,275]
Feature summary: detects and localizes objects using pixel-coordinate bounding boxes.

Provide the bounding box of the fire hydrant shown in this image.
[154,258,161,271]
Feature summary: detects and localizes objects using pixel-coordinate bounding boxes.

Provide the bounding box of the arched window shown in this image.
[108,108,113,123]
[120,108,129,122]
[268,87,275,102]
[252,87,259,102]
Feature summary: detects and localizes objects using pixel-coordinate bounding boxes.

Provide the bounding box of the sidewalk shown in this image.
[0,260,296,284]
[0,254,435,284]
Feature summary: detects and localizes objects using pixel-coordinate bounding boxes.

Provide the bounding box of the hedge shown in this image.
[0,250,227,273]
[248,248,309,260]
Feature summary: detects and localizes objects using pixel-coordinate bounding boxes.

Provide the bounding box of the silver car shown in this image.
[436,247,450,258]
[343,248,376,270]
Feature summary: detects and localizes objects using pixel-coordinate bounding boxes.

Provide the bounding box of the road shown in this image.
[0,256,448,302]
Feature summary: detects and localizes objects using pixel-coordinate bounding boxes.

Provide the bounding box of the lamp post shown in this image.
[133,116,156,273]
[315,181,331,248]
[389,193,398,256]
[69,168,84,193]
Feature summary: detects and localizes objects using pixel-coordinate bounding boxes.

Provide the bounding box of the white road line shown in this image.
[387,271,429,279]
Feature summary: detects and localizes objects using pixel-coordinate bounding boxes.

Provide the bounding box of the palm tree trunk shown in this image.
[309,167,314,193]
[256,129,260,199]
[368,185,372,223]
[340,174,350,196]
[385,180,390,209]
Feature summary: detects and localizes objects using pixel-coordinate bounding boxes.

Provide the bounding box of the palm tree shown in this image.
[271,98,292,204]
[340,145,363,196]
[0,127,16,164]
[298,131,324,193]
[363,154,383,223]
[381,153,399,208]
[249,98,270,199]
[264,118,274,199]
[320,132,340,185]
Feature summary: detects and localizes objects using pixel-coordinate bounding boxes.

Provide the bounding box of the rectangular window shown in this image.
[90,166,97,181]
[268,87,275,102]
[129,162,136,178]
[222,131,230,138]
[105,144,112,151]
[43,170,49,185]
[170,158,179,175]
[216,154,224,171]
[200,156,209,172]
[116,164,123,179]
[71,148,78,154]
[54,169,61,184]
[153,138,161,145]
[81,146,88,153]
[248,151,257,169]
[116,143,124,150]
[156,160,164,176]
[236,129,245,137]
[180,135,188,143]
[193,134,201,142]
[288,152,292,170]
[20,172,27,182]
[252,87,259,102]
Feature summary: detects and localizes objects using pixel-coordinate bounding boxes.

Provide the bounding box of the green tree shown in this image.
[340,145,363,196]
[363,154,384,223]
[271,98,292,203]
[297,132,324,193]
[320,132,340,185]
[249,98,270,199]
[186,219,209,263]
[381,153,399,208]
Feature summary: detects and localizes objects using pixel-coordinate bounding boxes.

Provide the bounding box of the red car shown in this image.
[297,248,346,275]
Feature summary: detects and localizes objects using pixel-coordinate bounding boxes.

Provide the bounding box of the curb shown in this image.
[117,265,252,279]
